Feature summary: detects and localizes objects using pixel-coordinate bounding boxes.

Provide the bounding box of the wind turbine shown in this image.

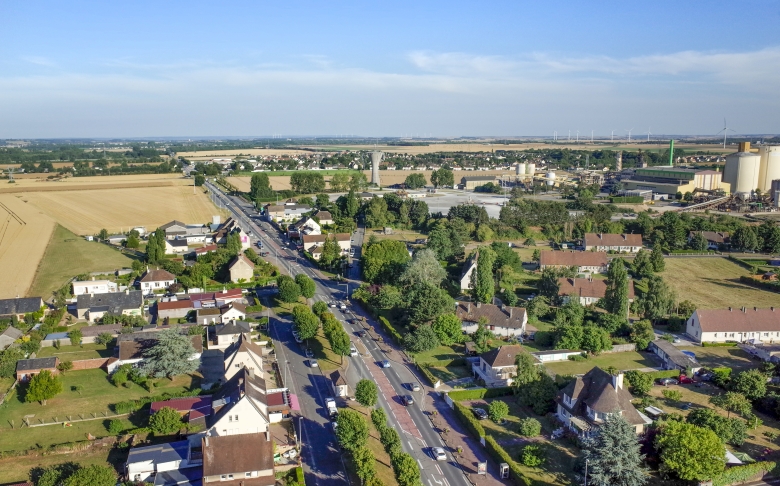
[716,118,736,149]
[646,128,652,142]
[626,128,634,142]
[591,130,594,143]
[576,130,579,143]
[611,130,616,142]
[568,130,571,142]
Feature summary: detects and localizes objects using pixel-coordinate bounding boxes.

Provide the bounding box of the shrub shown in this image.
[107,419,124,435]
[712,461,776,486]
[702,342,738,347]
[518,418,542,437]
[371,408,387,431]
[662,389,683,402]
[484,436,531,486]
[712,367,732,388]
[149,406,183,434]
[520,444,545,467]
[378,316,404,345]
[57,361,73,373]
[111,370,128,387]
[488,400,510,423]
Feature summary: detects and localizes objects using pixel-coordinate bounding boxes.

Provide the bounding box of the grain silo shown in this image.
[724,144,761,196]
[526,163,536,177]
[758,146,780,192]
[516,163,526,177]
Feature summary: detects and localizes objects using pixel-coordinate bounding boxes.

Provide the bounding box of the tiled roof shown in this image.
[228,254,255,270]
[202,433,274,479]
[166,239,188,248]
[80,324,122,337]
[195,244,218,254]
[16,357,58,371]
[76,291,142,312]
[695,308,780,333]
[220,302,247,314]
[150,395,212,418]
[455,302,526,329]
[140,269,176,282]
[557,278,635,299]
[584,233,642,248]
[689,231,730,244]
[315,210,333,221]
[539,251,608,267]
[558,367,645,427]
[157,300,194,311]
[302,233,350,244]
[480,345,524,368]
[216,321,252,336]
[0,326,23,340]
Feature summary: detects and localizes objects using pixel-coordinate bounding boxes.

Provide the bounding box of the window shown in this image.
[235,415,239,421]
[714,333,718,338]
[229,416,232,422]
[246,472,252,478]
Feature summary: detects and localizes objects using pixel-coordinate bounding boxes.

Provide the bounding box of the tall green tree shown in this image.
[277,275,302,303]
[250,173,274,199]
[146,227,166,262]
[295,274,316,299]
[632,249,654,278]
[471,248,496,304]
[330,172,350,192]
[63,464,116,486]
[364,196,389,228]
[349,172,368,192]
[392,452,422,486]
[141,328,198,378]
[689,232,708,251]
[0,346,24,378]
[629,320,655,350]
[399,248,447,288]
[582,413,648,486]
[431,168,454,188]
[404,173,427,189]
[329,328,353,364]
[293,306,320,342]
[25,370,62,405]
[335,409,369,452]
[431,313,463,346]
[729,369,767,401]
[655,421,725,481]
[149,406,183,434]
[226,232,242,255]
[604,259,629,316]
[353,445,376,483]
[355,379,378,408]
[513,352,540,391]
[710,391,752,418]
[650,242,665,272]
[403,324,440,353]
[636,275,676,322]
[362,239,411,284]
[406,283,454,325]
[731,226,760,252]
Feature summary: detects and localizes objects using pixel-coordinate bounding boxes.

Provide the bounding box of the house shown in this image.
[455,302,527,338]
[648,339,699,372]
[213,322,252,350]
[583,233,643,253]
[150,395,213,426]
[539,251,609,274]
[686,307,780,344]
[125,440,202,484]
[197,308,222,326]
[106,234,126,245]
[165,239,189,254]
[157,300,194,320]
[287,217,321,239]
[108,332,202,373]
[0,297,44,319]
[228,255,255,283]
[558,277,635,306]
[0,326,22,350]
[16,357,59,382]
[79,323,122,344]
[140,269,176,292]
[330,370,349,397]
[301,233,351,260]
[223,333,263,381]
[460,256,477,291]
[72,279,118,295]
[688,231,730,250]
[220,303,246,322]
[556,367,650,437]
[202,433,275,485]
[207,367,271,436]
[263,204,312,223]
[358,192,376,201]
[471,345,525,387]
[313,210,334,226]
[194,244,218,257]
[160,220,189,238]
[188,289,244,307]
[76,290,143,322]
[213,218,250,250]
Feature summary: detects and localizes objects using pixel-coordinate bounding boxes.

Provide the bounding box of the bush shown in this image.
[702,342,738,347]
[453,402,485,439]
[484,436,531,486]
[107,419,124,435]
[567,354,588,362]
[57,361,73,373]
[447,387,513,401]
[378,316,404,345]
[149,406,183,434]
[489,400,510,423]
[518,418,542,437]
[712,461,776,486]
[712,367,732,388]
[371,408,387,431]
[662,389,683,402]
[520,444,545,467]
[111,370,128,387]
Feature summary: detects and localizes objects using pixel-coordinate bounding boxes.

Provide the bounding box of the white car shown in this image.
[350,345,358,357]
[432,447,447,461]
[329,302,338,308]
[309,359,319,368]
[338,302,347,310]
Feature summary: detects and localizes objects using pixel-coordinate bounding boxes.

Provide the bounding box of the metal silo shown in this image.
[370,151,383,186]
[546,171,556,186]
[526,163,536,176]
[758,146,780,192]
[516,163,526,176]
[725,151,761,196]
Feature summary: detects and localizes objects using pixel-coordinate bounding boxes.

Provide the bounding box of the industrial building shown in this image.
[723,142,780,197]
[621,166,727,196]
[461,175,498,190]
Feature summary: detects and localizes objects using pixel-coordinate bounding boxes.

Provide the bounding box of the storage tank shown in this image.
[526,163,536,176]
[516,163,526,176]
[546,171,556,186]
[724,151,761,196]
[758,146,780,192]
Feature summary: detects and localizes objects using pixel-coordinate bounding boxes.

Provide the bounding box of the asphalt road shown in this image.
[206,182,469,486]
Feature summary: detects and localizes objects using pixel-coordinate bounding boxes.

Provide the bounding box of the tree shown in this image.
[33,462,81,486]
[330,329,352,364]
[362,239,411,284]
[68,329,82,346]
[710,391,752,418]
[398,248,446,288]
[349,172,368,192]
[62,464,116,486]
[513,352,540,391]
[520,445,545,467]
[149,406,183,434]
[519,418,542,437]
[330,172,350,192]
[353,445,376,483]
[194,174,205,186]
[677,300,696,318]
[406,283,454,325]
[403,324,440,353]
[629,320,654,350]
[582,413,648,486]
[488,400,509,423]
[471,321,493,353]
[689,232,708,251]
[604,259,629,316]
[392,452,422,486]
[107,419,124,435]
[526,296,550,319]
[471,248,496,304]
[250,173,274,199]
[364,196,389,228]
[335,409,369,452]
[312,301,329,316]
[98,228,109,240]
[295,274,316,299]
[729,368,768,401]
[662,389,683,402]
[145,227,166,262]
[319,235,342,269]
[404,173,426,189]
[518,372,558,415]
[25,370,62,405]
[655,421,725,481]
[141,328,198,379]
[355,379,378,408]
[635,275,676,322]
[431,314,463,346]
[277,275,302,303]
[0,346,24,378]
[650,242,665,272]
[687,408,748,446]
[126,234,140,249]
[431,168,454,188]
[293,307,320,342]
[732,226,760,252]
[624,370,652,396]
[632,249,654,278]
[581,326,612,354]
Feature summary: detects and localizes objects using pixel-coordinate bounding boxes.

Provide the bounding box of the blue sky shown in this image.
[1,1,779,138]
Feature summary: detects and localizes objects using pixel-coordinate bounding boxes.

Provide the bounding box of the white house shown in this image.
[202,433,274,485]
[139,269,176,292]
[455,301,527,338]
[302,233,351,260]
[539,251,609,274]
[76,290,143,322]
[688,231,730,250]
[223,333,264,381]
[471,345,525,387]
[207,367,271,436]
[460,256,477,291]
[686,307,780,344]
[583,233,643,253]
[165,239,189,254]
[287,217,321,239]
[72,279,118,296]
[125,440,201,483]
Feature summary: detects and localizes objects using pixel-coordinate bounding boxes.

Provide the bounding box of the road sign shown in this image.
[478,462,487,475]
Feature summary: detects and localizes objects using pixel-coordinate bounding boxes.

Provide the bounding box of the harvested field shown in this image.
[23,185,227,235]
[0,194,55,298]
[660,257,780,309]
[29,224,135,299]
[0,173,190,194]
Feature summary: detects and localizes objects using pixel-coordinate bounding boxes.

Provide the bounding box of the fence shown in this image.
[602,343,637,354]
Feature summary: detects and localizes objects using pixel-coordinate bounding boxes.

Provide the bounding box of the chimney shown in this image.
[476,302,481,308]
[611,372,624,391]
[743,307,746,313]
[772,307,775,311]
[755,307,758,311]
[509,308,513,318]
[92,276,95,281]
[266,430,270,441]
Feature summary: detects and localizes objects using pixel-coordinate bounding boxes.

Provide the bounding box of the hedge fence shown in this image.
[712,461,776,486]
[702,342,739,347]
[379,316,404,345]
[484,435,532,486]
[448,387,513,401]
[739,276,780,292]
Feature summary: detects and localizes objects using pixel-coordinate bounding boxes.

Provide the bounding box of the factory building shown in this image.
[723,142,780,197]
[461,175,498,190]
[621,167,727,196]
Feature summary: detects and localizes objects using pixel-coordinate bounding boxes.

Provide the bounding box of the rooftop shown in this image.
[0,297,43,316]
[695,307,780,333]
[16,357,58,371]
[539,251,608,268]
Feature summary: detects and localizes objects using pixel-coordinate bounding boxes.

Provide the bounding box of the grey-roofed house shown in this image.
[648,339,699,372]
[16,357,59,382]
[160,220,188,238]
[212,321,252,349]
[165,239,189,255]
[461,175,498,190]
[455,301,527,338]
[0,297,44,318]
[472,345,527,387]
[0,326,23,350]
[125,439,202,484]
[80,323,122,344]
[76,290,143,322]
[140,269,176,292]
[556,367,650,437]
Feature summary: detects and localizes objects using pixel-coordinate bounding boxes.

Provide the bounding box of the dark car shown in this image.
[656,377,679,386]
[472,408,488,420]
[402,395,414,406]
[680,402,692,410]
[356,330,367,337]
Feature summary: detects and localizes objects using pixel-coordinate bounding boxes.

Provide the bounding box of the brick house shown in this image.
[16,357,59,382]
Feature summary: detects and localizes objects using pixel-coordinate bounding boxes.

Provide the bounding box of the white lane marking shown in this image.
[408,440,414,449]
[443,478,450,486]
[436,465,442,475]
[418,460,423,468]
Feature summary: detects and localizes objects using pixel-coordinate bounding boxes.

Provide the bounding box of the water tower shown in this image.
[370,151,383,187]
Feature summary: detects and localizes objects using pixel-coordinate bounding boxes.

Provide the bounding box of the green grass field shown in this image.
[342,402,400,486]
[0,368,198,452]
[660,257,780,309]
[544,351,657,376]
[28,224,136,299]
[37,343,113,361]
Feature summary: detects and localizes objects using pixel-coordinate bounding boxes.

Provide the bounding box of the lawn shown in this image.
[37,343,113,361]
[677,345,757,373]
[28,224,136,299]
[660,257,780,309]
[544,351,658,376]
[308,330,346,372]
[427,366,472,383]
[0,368,199,451]
[342,402,399,486]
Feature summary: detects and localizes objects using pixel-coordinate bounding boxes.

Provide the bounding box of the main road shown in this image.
[205,182,471,486]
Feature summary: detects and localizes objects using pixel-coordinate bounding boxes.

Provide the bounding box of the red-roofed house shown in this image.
[583,233,642,253]
[686,307,780,344]
[157,300,194,320]
[151,395,213,425]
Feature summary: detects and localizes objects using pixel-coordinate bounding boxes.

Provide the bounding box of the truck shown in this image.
[326,398,338,421]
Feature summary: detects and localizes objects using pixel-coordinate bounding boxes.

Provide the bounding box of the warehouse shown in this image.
[622,167,727,196]
[461,175,498,190]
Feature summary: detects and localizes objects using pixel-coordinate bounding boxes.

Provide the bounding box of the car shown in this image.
[350,345,359,357]
[673,337,681,343]
[329,302,338,308]
[260,251,269,257]
[407,383,421,392]
[402,395,414,405]
[680,402,692,410]
[656,378,679,386]
[356,330,367,338]
[294,335,303,343]
[380,360,391,368]
[309,359,319,368]
[432,447,447,461]
[678,375,694,384]
[472,408,488,420]
[338,302,347,310]
[305,348,314,358]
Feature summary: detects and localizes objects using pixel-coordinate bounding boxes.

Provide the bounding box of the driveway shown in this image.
[200,349,225,387]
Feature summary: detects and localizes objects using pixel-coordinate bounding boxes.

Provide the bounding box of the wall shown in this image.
[601,343,637,354]
[71,358,112,371]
